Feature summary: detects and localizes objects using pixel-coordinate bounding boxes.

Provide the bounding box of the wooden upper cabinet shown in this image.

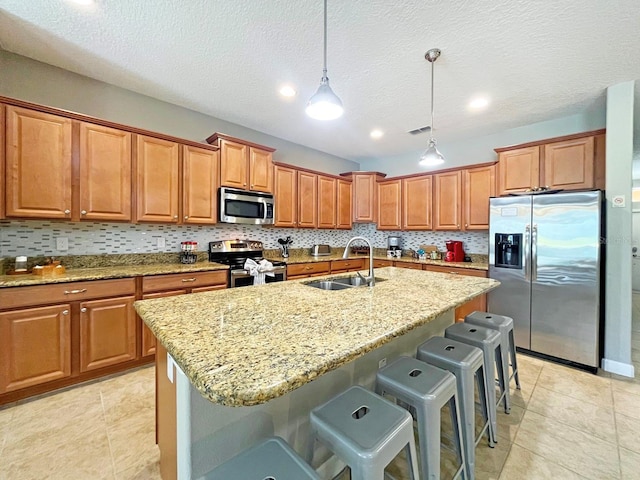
[377,179,402,230]
[402,175,432,230]
[182,145,218,224]
[497,146,540,195]
[79,296,136,372]
[463,164,495,230]
[434,170,462,230]
[0,105,5,219]
[249,148,273,192]
[219,139,248,190]
[79,123,132,221]
[297,171,317,228]
[135,135,180,223]
[5,106,72,219]
[336,179,353,230]
[0,304,72,393]
[543,137,594,190]
[317,175,337,229]
[274,165,297,227]
[348,172,385,222]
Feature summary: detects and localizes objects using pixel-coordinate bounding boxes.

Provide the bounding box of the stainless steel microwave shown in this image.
[218,187,274,225]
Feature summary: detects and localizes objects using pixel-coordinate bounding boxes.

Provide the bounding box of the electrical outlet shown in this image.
[156,237,166,249]
[378,358,387,369]
[56,237,69,251]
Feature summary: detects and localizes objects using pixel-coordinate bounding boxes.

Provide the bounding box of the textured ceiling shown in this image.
[0,0,639,162]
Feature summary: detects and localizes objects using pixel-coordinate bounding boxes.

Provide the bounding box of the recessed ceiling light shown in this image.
[66,0,95,5]
[279,85,297,97]
[469,96,490,110]
[370,129,384,139]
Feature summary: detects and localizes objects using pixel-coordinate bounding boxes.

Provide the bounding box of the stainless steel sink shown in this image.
[305,276,386,290]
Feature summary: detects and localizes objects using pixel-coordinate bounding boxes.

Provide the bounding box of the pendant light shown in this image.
[306,0,344,121]
[419,48,445,167]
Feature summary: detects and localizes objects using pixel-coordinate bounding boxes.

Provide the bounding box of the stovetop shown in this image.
[208,239,285,269]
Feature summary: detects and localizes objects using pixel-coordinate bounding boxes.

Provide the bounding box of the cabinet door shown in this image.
[219,139,248,189]
[336,179,353,229]
[136,135,179,223]
[274,165,297,227]
[543,137,594,190]
[79,296,137,372]
[352,173,377,222]
[79,123,132,221]
[463,165,495,230]
[182,145,218,225]
[377,180,402,230]
[0,304,71,393]
[249,148,273,193]
[402,175,432,230]
[433,170,462,230]
[297,171,317,228]
[6,106,72,219]
[317,175,337,229]
[140,290,187,358]
[497,146,540,195]
[1,105,6,219]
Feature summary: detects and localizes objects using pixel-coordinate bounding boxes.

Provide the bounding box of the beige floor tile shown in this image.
[474,436,511,480]
[620,447,640,480]
[108,412,158,473]
[514,410,620,480]
[116,457,161,480]
[101,378,155,425]
[526,385,616,443]
[616,412,640,455]
[611,376,640,396]
[499,444,587,480]
[536,362,613,407]
[496,404,525,442]
[613,389,640,420]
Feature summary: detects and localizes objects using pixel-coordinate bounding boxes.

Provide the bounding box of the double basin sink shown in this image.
[305,275,385,291]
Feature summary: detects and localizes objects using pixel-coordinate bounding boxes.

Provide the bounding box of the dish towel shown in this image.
[244,259,275,285]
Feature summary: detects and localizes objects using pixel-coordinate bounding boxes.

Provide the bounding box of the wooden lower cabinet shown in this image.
[330,258,366,273]
[424,265,488,322]
[0,304,72,393]
[393,261,423,270]
[141,290,188,357]
[287,262,331,280]
[80,296,137,372]
[156,342,177,480]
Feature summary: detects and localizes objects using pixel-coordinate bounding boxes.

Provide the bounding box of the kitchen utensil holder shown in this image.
[180,252,198,264]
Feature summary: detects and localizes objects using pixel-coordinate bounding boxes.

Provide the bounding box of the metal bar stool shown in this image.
[308,385,420,480]
[417,337,495,480]
[202,436,320,479]
[376,356,467,480]
[465,311,521,393]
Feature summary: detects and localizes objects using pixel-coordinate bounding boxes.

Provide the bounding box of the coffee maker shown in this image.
[445,240,465,262]
[387,236,402,258]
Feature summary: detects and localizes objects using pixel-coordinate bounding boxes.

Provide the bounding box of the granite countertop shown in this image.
[0,262,229,288]
[135,267,499,407]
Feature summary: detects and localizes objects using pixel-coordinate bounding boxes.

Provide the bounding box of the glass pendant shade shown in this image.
[306,77,344,121]
[419,138,445,167]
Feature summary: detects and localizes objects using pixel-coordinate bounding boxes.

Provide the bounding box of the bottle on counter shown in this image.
[14,255,28,272]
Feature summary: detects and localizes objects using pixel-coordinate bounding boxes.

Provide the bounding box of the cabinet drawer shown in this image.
[331,258,365,272]
[287,262,331,277]
[425,265,487,278]
[373,259,394,268]
[142,270,227,293]
[393,261,423,270]
[0,278,136,310]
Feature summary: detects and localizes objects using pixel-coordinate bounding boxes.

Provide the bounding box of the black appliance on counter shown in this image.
[208,239,287,288]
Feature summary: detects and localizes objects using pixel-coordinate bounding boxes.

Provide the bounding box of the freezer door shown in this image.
[487,196,532,349]
[530,191,602,366]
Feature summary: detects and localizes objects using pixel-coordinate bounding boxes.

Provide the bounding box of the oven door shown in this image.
[219,188,274,225]
[230,266,287,288]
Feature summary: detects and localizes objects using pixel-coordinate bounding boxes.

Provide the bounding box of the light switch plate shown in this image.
[56,237,69,251]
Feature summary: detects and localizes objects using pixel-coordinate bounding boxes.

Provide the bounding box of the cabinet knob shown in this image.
[64,209,71,215]
[243,183,247,186]
[81,210,87,215]
[81,307,87,313]
[173,215,178,219]
[184,216,189,220]
[250,184,254,188]
[465,223,468,228]
[62,310,69,315]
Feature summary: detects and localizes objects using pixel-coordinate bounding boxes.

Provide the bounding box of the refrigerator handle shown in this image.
[524,224,531,280]
[532,224,538,281]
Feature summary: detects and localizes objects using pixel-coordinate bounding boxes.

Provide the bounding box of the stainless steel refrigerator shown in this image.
[487,190,604,368]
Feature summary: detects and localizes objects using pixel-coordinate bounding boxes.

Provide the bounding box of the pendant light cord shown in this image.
[322,0,328,79]
[430,56,435,141]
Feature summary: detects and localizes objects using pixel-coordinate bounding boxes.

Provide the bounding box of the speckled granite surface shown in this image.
[0,261,228,287]
[135,267,499,407]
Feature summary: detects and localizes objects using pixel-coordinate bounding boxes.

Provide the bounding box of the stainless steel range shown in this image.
[208,239,287,288]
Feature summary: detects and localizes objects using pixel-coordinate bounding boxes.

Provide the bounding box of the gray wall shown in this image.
[0,50,358,175]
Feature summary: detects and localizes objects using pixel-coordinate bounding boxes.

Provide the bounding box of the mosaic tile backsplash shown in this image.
[0,220,489,258]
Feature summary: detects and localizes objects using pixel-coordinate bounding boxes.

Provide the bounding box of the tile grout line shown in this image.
[100,390,119,480]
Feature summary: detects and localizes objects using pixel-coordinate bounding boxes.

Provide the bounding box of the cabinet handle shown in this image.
[304,266,312,270]
[181,278,197,282]
[80,307,87,313]
[62,310,69,315]
[184,216,189,220]
[448,271,459,275]
[64,209,71,215]
[81,210,87,215]
[64,289,87,295]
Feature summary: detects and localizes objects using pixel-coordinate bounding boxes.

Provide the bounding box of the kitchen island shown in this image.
[135,267,499,479]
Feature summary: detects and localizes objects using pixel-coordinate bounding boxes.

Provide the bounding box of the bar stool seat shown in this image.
[465,311,521,393]
[376,356,466,480]
[308,385,420,480]
[203,436,320,480]
[418,336,495,480]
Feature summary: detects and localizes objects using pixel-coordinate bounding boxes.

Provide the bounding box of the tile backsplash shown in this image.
[0,220,488,257]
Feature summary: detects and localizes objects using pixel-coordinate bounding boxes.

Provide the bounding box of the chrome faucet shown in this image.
[343,236,375,287]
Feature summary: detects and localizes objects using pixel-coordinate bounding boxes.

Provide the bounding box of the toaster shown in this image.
[311,244,331,256]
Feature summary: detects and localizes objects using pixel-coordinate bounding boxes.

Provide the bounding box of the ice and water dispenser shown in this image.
[495,233,522,269]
